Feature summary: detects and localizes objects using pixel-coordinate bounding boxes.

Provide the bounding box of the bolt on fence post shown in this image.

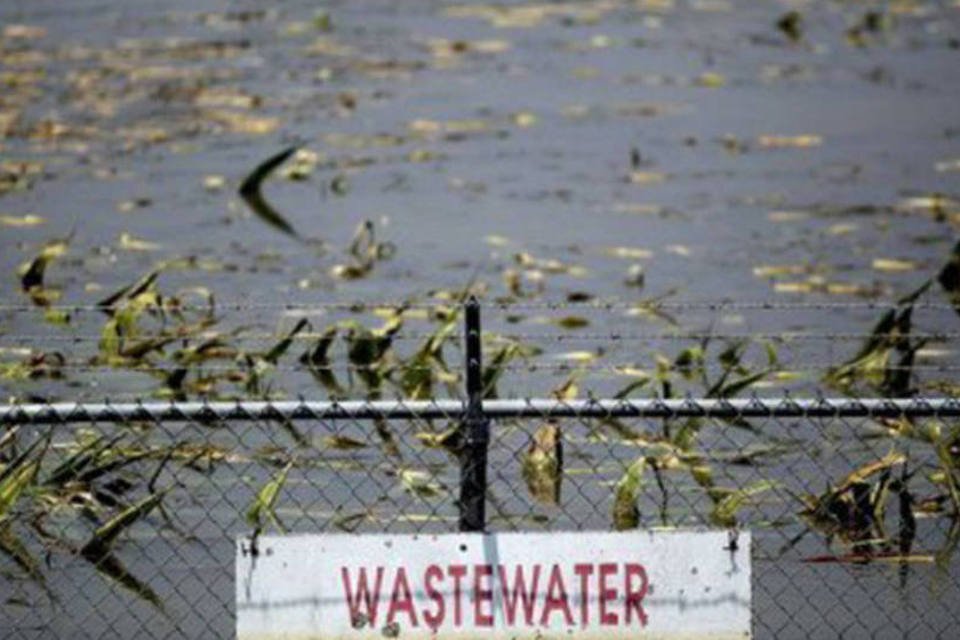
[458,295,489,532]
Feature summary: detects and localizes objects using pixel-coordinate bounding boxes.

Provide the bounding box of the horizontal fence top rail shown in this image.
[3,396,960,424]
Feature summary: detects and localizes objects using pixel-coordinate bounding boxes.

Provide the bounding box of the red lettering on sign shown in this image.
[624,563,648,626]
[342,560,649,632]
[473,564,494,627]
[540,564,574,627]
[598,562,619,625]
[498,564,540,626]
[340,567,383,627]
[386,567,418,627]
[422,564,445,630]
[448,564,467,627]
[573,563,594,628]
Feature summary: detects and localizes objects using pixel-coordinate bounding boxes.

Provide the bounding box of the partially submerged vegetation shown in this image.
[1,0,959,625]
[0,241,958,607]
[0,430,172,609]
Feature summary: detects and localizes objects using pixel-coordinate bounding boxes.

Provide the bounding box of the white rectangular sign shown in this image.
[237,530,750,639]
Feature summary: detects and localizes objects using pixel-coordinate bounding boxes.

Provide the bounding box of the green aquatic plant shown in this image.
[400,311,460,399]
[825,283,930,397]
[0,429,175,610]
[605,334,783,530]
[613,457,646,531]
[246,461,293,541]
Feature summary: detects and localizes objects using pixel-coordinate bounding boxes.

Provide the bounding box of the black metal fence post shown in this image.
[458,296,489,532]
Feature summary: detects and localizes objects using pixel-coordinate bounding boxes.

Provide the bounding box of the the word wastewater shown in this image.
[237,531,751,639]
[340,562,649,630]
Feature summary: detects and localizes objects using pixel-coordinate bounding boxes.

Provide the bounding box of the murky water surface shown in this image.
[1,1,959,638]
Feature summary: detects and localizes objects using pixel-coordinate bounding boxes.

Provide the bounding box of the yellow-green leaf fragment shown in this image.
[613,458,646,530]
[246,462,293,535]
[872,258,917,273]
[710,480,778,527]
[0,214,45,227]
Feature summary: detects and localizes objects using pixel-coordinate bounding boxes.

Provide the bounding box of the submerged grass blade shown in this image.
[0,434,47,486]
[97,269,160,313]
[0,522,51,595]
[482,343,521,399]
[264,318,310,364]
[76,449,156,484]
[80,491,167,558]
[300,326,338,367]
[238,147,300,238]
[91,552,165,612]
[44,434,124,486]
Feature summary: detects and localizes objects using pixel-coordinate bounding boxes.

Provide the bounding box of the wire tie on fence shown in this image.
[610,395,630,417]
[197,398,217,424]
[27,402,43,425]
[912,395,934,418]
[262,401,278,423]
[582,395,598,414]
[820,392,837,418]
[102,397,116,424]
[878,397,901,419]
[820,395,839,417]
[304,399,321,422]
[292,395,306,421]
[680,393,703,417]
[3,403,20,427]
[715,395,736,419]
[778,390,801,417]
[847,396,868,418]
[133,397,147,423]
[745,392,767,418]
[39,402,57,425]
[86,400,100,425]
[651,395,670,419]
[246,398,260,422]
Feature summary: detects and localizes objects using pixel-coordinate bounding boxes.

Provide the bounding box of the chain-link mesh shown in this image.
[0,400,467,639]
[2,398,959,638]
[484,398,960,639]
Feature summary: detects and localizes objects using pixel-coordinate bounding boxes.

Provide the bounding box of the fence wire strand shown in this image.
[1,299,958,313]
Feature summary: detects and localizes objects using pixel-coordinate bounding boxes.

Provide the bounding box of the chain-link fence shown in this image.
[2,397,960,638]
[2,299,960,638]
